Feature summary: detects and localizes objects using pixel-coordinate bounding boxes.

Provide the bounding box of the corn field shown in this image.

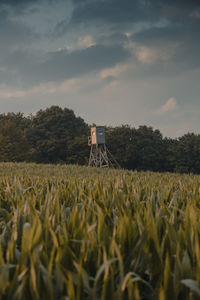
[0,163,200,299]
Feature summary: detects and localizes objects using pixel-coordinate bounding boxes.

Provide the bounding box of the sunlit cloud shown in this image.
[0,78,80,99]
[77,35,96,49]
[99,63,131,79]
[58,35,96,52]
[125,40,178,64]
[137,45,177,64]
[156,97,177,114]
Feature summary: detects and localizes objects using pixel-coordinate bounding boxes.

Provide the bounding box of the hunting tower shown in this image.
[88,126,119,168]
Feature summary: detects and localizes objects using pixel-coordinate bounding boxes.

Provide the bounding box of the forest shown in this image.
[0,105,199,174]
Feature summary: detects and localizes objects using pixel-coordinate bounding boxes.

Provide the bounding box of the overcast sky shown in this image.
[0,0,200,137]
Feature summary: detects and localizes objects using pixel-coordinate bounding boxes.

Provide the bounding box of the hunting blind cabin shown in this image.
[88,126,119,168]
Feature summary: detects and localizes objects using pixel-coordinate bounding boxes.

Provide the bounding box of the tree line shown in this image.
[0,105,199,174]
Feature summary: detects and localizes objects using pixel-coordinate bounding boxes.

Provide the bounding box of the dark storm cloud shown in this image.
[97,32,129,46]
[71,0,143,24]
[65,0,200,29]
[0,0,199,88]
[0,0,37,4]
[0,4,39,85]
[30,44,130,83]
[132,26,183,46]
[132,20,200,54]
[0,44,130,86]
[0,10,36,51]
[0,0,62,8]
[0,0,39,15]
[55,0,153,34]
[0,7,38,82]
[0,0,61,16]
[132,18,200,71]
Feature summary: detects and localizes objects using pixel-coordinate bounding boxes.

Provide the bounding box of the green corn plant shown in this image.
[0,163,200,299]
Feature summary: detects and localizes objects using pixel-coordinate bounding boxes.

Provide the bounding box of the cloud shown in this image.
[0,0,199,89]
[99,63,131,79]
[0,71,118,106]
[135,47,160,64]
[63,0,200,31]
[59,35,96,52]
[38,43,130,82]
[0,78,80,99]
[0,44,130,87]
[0,9,39,86]
[55,0,158,35]
[126,21,200,74]
[0,0,38,5]
[77,35,96,49]
[58,0,200,75]
[157,97,177,114]
[0,10,37,51]
[135,44,178,64]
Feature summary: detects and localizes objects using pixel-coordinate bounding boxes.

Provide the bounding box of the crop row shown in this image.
[0,163,199,299]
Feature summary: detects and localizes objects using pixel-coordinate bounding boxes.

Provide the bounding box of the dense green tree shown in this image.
[66,135,89,165]
[162,138,179,172]
[0,112,32,131]
[174,133,200,173]
[131,126,165,172]
[0,120,30,162]
[26,106,88,163]
[106,125,165,171]
[106,125,133,168]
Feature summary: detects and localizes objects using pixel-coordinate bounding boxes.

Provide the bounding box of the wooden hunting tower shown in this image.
[90,126,105,145]
[88,126,119,168]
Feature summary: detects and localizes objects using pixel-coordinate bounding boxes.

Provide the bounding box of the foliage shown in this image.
[174,134,200,174]
[26,106,88,163]
[66,135,89,165]
[0,163,200,299]
[0,120,30,162]
[106,125,165,171]
[0,106,200,174]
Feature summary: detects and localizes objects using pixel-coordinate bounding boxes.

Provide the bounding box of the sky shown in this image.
[0,0,200,137]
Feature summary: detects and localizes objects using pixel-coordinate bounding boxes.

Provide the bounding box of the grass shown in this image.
[0,162,199,299]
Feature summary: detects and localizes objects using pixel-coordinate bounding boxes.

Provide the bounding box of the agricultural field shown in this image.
[0,163,200,299]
